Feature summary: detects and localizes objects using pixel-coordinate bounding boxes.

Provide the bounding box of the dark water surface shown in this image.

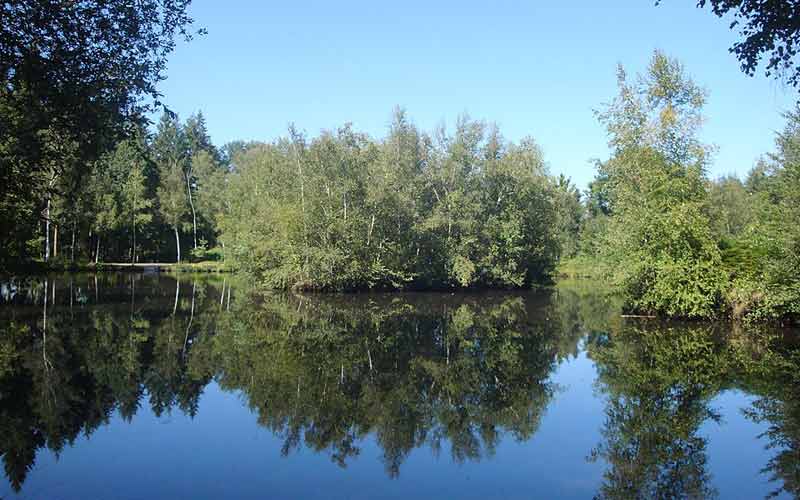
[1,274,798,499]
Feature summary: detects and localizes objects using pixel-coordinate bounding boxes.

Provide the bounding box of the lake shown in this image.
[0,273,798,499]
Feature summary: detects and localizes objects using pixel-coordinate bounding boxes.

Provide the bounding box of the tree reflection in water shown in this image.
[0,274,581,491]
[0,275,798,497]
[587,324,726,499]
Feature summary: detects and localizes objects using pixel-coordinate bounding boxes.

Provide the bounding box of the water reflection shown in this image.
[0,275,798,498]
[214,291,579,476]
[587,324,727,499]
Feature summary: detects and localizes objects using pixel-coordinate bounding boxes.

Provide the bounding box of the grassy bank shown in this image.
[1,260,230,275]
[556,257,604,280]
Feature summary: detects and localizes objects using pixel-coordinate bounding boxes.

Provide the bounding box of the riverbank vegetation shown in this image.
[1,5,797,322]
[571,51,800,323]
[4,107,583,291]
[222,112,574,290]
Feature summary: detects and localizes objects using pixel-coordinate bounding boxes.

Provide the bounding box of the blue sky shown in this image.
[157,0,796,189]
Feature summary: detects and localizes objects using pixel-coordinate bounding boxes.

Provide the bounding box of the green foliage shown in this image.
[552,174,584,259]
[0,0,198,267]
[0,110,234,267]
[724,108,800,322]
[591,51,726,319]
[574,54,800,323]
[708,174,753,240]
[220,110,561,291]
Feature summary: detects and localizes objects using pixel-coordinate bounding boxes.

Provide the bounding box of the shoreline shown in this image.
[1,261,230,274]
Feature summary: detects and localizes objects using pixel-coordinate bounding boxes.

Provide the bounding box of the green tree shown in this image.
[154,113,190,262]
[0,0,199,267]
[122,159,154,264]
[728,107,800,321]
[87,167,120,264]
[552,174,584,259]
[182,112,217,250]
[192,149,227,252]
[708,174,752,240]
[594,51,726,318]
[158,166,189,263]
[219,111,560,291]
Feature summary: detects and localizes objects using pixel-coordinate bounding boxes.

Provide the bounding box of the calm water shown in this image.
[0,274,798,499]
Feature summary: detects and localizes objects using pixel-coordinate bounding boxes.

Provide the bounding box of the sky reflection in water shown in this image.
[0,274,797,499]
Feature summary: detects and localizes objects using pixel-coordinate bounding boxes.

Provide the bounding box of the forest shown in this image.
[1,51,797,322]
[1,2,798,322]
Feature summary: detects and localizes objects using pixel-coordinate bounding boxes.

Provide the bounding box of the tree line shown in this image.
[0,0,199,268]
[16,51,798,323]
[16,108,582,292]
[1,0,797,322]
[222,110,581,290]
[20,111,228,265]
[567,50,800,323]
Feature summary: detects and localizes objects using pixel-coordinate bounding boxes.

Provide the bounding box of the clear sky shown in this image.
[156,0,796,189]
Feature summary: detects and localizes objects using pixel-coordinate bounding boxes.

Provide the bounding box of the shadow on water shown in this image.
[0,274,798,498]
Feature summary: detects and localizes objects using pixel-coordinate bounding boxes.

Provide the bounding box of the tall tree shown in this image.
[122,158,154,265]
[594,51,725,318]
[552,174,584,259]
[0,0,199,267]
[192,150,227,250]
[183,111,218,250]
[158,167,188,263]
[154,113,190,262]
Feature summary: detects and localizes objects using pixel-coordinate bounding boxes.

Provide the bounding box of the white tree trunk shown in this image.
[71,223,76,262]
[185,169,197,250]
[132,213,136,264]
[174,226,181,263]
[44,197,51,262]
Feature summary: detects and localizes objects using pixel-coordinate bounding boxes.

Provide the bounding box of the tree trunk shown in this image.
[44,197,51,262]
[174,226,181,263]
[53,224,58,259]
[185,170,197,251]
[368,214,375,246]
[95,236,100,264]
[71,223,76,263]
[132,213,136,265]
